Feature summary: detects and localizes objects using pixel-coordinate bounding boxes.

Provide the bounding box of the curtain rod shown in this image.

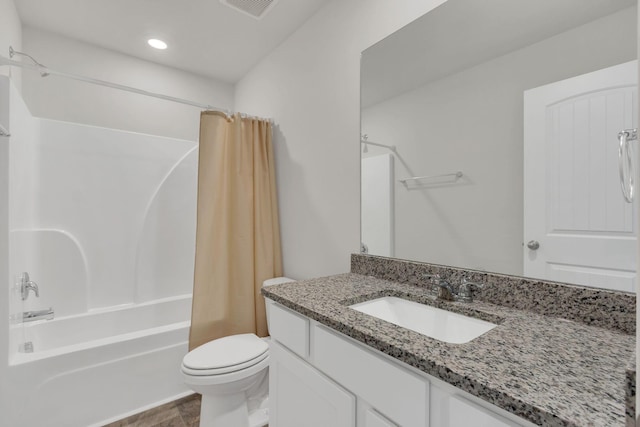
[0,47,232,115]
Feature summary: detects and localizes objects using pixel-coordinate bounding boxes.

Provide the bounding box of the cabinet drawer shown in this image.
[314,325,429,427]
[268,302,309,358]
[449,395,524,427]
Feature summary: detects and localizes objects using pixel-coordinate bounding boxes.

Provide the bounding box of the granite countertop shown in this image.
[263,273,635,427]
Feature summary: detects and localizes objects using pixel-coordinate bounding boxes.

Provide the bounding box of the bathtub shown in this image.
[6,294,193,427]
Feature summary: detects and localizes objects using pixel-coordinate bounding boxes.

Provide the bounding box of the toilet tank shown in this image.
[263,277,295,332]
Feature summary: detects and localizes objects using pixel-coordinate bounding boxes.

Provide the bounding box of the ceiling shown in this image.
[15,0,329,83]
[361,0,636,108]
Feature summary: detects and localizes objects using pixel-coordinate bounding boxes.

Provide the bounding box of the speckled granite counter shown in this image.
[263,273,635,427]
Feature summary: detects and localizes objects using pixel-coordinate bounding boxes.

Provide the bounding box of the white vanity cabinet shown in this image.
[448,395,522,427]
[268,302,533,427]
[270,341,355,427]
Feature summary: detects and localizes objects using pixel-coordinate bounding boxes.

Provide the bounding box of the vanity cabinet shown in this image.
[448,395,521,427]
[270,341,355,427]
[268,302,532,427]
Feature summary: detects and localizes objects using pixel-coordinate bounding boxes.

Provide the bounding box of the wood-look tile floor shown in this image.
[103,394,201,427]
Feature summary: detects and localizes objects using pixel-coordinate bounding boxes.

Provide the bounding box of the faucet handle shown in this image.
[423,273,457,301]
[459,278,484,302]
[20,272,39,300]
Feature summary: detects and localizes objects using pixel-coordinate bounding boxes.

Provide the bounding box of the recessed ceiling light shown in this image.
[148,39,167,50]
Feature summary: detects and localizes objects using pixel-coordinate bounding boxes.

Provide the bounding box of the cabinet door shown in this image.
[449,396,524,427]
[314,325,429,427]
[270,342,356,427]
[364,407,397,427]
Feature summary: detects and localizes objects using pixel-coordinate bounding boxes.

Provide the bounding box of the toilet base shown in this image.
[198,393,268,427]
[248,407,269,427]
[200,392,247,427]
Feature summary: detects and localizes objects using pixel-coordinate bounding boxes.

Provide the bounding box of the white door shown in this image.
[361,154,394,256]
[524,61,637,292]
[270,342,356,427]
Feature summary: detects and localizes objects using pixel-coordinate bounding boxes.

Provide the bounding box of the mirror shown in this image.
[360,0,638,292]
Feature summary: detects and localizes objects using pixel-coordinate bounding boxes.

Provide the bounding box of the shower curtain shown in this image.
[189,111,283,350]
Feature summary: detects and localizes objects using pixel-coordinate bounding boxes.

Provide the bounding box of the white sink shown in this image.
[349,296,497,344]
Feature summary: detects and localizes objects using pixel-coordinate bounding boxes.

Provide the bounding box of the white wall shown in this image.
[22,27,234,141]
[235,0,445,279]
[0,0,22,89]
[362,7,637,276]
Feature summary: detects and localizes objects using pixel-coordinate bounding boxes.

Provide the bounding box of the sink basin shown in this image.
[349,296,497,344]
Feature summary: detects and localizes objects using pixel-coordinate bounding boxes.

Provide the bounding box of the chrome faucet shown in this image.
[20,272,39,300]
[458,278,484,303]
[423,273,456,301]
[23,308,54,322]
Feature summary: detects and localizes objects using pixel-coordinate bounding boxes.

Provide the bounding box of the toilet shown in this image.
[181,277,295,427]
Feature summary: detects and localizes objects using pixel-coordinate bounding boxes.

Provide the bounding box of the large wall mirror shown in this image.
[360,0,638,292]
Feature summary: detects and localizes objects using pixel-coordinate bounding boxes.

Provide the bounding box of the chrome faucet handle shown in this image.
[20,272,39,300]
[436,281,455,301]
[423,273,456,301]
[459,278,484,303]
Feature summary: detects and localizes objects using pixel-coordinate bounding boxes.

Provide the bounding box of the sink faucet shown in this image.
[423,273,456,301]
[458,278,484,303]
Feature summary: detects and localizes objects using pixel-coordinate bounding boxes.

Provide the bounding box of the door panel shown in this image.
[524,61,637,291]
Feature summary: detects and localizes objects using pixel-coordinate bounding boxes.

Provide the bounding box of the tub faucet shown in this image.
[423,273,456,301]
[20,272,39,300]
[23,308,54,322]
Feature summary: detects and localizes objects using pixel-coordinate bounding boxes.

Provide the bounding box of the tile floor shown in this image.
[103,394,200,427]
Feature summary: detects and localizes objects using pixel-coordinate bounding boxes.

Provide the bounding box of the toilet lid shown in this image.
[183,333,268,370]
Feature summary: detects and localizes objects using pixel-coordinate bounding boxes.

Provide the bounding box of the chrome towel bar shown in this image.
[618,128,637,203]
[399,171,463,187]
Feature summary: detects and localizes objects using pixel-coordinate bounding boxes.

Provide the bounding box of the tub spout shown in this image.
[23,308,54,322]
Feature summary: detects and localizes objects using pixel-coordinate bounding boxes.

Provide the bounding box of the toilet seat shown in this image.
[181,333,269,377]
[182,351,269,376]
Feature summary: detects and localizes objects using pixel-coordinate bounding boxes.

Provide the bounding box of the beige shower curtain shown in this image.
[189,111,283,351]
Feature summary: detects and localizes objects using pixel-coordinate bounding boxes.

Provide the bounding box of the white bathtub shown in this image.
[6,295,193,427]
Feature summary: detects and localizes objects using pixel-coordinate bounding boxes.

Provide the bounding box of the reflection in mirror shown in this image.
[360,0,638,292]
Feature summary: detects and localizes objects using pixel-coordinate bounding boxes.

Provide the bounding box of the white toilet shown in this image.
[181,277,294,427]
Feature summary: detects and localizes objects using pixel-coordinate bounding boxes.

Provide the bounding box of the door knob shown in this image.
[527,240,540,250]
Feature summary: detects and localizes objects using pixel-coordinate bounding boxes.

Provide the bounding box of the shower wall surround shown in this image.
[10,87,198,316]
[4,76,197,427]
